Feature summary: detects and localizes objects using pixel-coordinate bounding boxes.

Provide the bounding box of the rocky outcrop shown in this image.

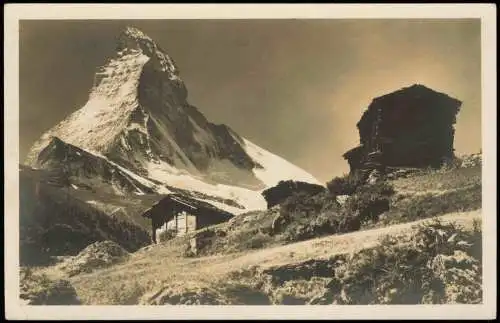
[57,240,130,276]
[34,137,156,195]
[19,166,151,266]
[140,285,230,305]
[20,268,81,305]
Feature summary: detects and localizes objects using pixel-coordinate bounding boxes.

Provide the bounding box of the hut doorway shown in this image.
[165,210,197,237]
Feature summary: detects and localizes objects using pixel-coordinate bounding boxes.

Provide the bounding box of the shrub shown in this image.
[186,227,228,256]
[108,280,146,305]
[317,219,482,304]
[278,191,360,242]
[239,232,272,250]
[279,191,340,226]
[281,211,361,243]
[440,156,464,171]
[326,172,365,196]
[275,182,395,242]
[217,226,274,253]
[344,182,395,224]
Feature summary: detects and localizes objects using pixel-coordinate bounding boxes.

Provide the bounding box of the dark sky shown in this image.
[19,19,481,182]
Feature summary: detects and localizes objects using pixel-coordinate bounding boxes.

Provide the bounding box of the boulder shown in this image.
[57,240,130,276]
[20,268,81,305]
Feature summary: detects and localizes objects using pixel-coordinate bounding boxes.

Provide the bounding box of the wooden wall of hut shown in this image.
[347,85,461,173]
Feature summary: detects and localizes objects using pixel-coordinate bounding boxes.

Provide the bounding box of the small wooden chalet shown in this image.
[141,193,234,243]
[343,84,462,176]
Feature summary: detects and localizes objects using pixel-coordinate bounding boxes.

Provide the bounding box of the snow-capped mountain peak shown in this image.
[116,26,181,78]
[25,27,321,213]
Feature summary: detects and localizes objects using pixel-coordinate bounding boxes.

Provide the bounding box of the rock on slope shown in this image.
[24,26,320,213]
[20,268,81,305]
[57,241,130,277]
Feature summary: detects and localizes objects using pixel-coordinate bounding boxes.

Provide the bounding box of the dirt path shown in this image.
[202,209,481,274]
[66,209,481,304]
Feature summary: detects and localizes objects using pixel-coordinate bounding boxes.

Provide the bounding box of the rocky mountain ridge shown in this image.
[24,26,321,213]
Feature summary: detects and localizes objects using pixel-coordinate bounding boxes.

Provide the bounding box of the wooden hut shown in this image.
[343,84,462,176]
[141,193,234,243]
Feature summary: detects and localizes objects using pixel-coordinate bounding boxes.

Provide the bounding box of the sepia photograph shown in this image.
[4,3,497,320]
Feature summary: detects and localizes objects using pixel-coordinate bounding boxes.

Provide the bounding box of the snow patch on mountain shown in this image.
[242,138,322,187]
[145,160,266,213]
[25,50,150,165]
[91,149,171,195]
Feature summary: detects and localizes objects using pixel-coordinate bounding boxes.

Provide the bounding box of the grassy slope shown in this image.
[370,164,481,228]
[390,164,481,192]
[61,210,480,304]
[26,165,483,304]
[180,164,482,257]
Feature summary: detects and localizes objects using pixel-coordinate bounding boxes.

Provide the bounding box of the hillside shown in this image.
[19,166,152,266]
[23,162,483,305]
[31,210,481,305]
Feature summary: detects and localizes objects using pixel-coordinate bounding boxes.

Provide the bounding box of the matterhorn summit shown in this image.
[24,27,320,213]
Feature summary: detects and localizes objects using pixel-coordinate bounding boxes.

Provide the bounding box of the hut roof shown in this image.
[357,84,462,129]
[342,145,364,159]
[372,84,460,103]
[141,193,234,220]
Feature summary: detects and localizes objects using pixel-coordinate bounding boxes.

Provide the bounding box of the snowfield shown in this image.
[243,138,322,187]
[146,160,266,214]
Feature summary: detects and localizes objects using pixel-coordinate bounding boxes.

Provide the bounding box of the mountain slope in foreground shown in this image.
[28,210,481,305]
[24,163,482,305]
